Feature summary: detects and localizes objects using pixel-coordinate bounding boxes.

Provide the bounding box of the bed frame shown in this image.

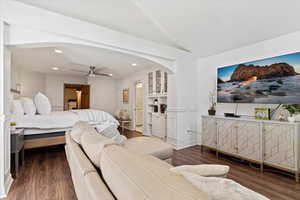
[24,131,66,149]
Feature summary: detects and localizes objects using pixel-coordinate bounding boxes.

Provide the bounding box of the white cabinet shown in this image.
[202,117,217,149]
[202,116,300,182]
[217,119,238,155]
[148,70,168,96]
[263,123,296,170]
[236,121,261,162]
[152,114,166,139]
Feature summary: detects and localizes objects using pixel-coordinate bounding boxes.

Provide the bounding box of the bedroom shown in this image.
[9,43,171,148]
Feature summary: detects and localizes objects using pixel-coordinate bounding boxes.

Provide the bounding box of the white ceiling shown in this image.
[12,0,300,57]
[11,44,159,78]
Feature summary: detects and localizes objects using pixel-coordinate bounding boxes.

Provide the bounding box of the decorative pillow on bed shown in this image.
[12,100,25,116]
[20,97,36,115]
[34,92,51,115]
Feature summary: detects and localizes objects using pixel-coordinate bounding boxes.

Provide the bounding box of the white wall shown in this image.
[11,65,46,98]
[87,76,117,114]
[197,29,300,143]
[116,69,151,132]
[45,74,87,111]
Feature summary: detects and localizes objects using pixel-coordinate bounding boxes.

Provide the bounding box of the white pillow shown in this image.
[12,100,24,116]
[180,172,269,200]
[34,92,51,115]
[96,123,119,138]
[20,97,36,115]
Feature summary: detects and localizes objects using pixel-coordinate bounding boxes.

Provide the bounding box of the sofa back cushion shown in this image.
[80,131,116,168]
[100,145,209,200]
[69,121,92,144]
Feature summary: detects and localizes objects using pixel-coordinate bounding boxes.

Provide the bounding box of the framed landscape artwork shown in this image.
[217,51,300,104]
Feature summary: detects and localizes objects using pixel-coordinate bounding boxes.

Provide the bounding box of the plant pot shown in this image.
[288,116,295,122]
[208,109,216,116]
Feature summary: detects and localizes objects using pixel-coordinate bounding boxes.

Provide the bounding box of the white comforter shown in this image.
[11,109,119,129]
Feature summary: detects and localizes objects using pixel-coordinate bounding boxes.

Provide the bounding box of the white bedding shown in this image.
[11,109,119,130]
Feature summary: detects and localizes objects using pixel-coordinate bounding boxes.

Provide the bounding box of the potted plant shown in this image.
[208,90,216,116]
[283,105,299,122]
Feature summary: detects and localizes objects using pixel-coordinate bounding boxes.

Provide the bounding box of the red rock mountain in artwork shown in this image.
[230,63,297,82]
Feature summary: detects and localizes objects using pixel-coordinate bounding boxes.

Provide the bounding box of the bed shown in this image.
[11,109,119,149]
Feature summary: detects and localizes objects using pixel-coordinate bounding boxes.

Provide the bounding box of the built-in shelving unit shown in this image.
[147,70,168,139]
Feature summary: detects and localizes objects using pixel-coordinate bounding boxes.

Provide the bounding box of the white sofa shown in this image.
[65,131,210,200]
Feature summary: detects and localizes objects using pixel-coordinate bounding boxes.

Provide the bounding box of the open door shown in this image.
[64,84,90,110]
[135,82,143,133]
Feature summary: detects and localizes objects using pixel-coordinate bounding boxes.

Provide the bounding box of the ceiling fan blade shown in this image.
[68,69,88,73]
[94,72,113,77]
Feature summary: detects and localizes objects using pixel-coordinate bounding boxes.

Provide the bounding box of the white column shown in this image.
[0,20,12,198]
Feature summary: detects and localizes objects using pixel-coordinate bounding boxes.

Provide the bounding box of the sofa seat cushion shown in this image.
[123,136,173,160]
[100,145,209,200]
[70,121,95,144]
[80,131,116,168]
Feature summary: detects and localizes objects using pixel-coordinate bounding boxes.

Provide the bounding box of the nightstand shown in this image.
[11,128,25,177]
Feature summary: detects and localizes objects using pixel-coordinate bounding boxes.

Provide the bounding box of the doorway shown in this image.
[135,82,143,133]
[64,84,90,110]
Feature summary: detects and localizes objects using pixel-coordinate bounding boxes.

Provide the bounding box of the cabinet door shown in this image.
[155,70,162,94]
[148,72,153,95]
[201,117,217,148]
[152,115,161,138]
[236,121,261,161]
[263,123,295,170]
[217,119,237,154]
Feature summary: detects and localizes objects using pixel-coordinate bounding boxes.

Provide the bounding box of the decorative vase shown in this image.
[288,116,295,122]
[208,109,216,116]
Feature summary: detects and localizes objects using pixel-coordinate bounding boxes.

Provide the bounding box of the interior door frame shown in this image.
[63,83,90,110]
[133,81,144,133]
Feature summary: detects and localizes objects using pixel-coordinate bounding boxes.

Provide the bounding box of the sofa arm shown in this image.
[170,164,230,178]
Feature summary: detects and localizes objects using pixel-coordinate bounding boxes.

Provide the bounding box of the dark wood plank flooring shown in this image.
[4,134,300,200]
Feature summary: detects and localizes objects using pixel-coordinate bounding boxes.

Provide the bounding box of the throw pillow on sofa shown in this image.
[95,123,119,138]
[34,92,51,115]
[180,171,269,200]
[20,97,36,115]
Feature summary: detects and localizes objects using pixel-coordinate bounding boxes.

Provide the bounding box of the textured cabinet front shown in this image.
[202,117,217,148]
[236,121,261,161]
[217,119,237,154]
[263,123,295,169]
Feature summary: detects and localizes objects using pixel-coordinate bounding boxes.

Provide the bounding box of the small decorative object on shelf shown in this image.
[208,90,216,115]
[283,104,300,122]
[254,108,270,120]
[10,121,16,131]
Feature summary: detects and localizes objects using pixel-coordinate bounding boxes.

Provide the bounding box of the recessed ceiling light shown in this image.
[131,63,137,66]
[54,49,63,54]
[108,73,113,77]
[52,67,59,71]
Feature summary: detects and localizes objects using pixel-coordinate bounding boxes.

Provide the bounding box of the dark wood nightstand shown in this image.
[11,128,24,177]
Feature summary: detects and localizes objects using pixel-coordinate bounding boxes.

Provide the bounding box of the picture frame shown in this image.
[123,88,129,104]
[255,108,270,120]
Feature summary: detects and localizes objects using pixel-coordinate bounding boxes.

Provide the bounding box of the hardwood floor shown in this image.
[4,139,300,200]
[173,146,300,200]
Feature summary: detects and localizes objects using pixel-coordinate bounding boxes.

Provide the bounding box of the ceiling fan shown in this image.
[69,66,113,77]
